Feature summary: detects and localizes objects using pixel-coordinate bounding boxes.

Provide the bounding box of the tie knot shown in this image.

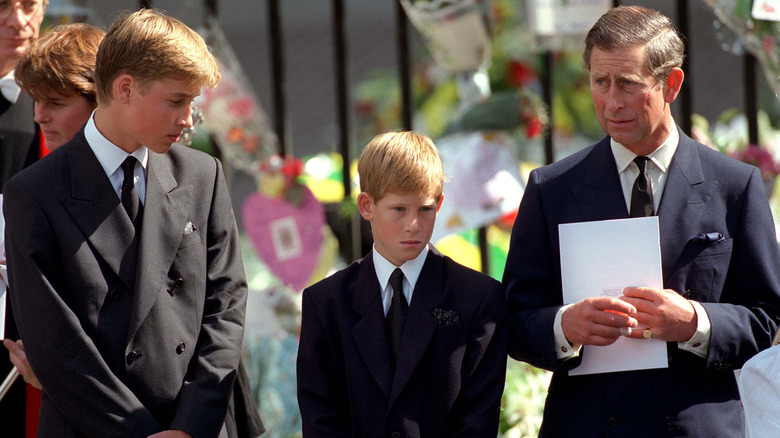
[389,268,404,293]
[121,156,137,177]
[633,156,649,172]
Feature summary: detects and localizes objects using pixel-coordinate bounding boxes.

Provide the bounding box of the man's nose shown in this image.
[5,5,28,30]
[606,87,624,111]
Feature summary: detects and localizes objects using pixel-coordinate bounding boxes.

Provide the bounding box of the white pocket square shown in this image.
[184,221,197,235]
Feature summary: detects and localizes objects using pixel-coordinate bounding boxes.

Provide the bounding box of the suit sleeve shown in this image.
[296,287,350,437]
[170,157,248,438]
[701,167,780,369]
[451,279,508,437]
[4,178,161,437]
[503,170,576,372]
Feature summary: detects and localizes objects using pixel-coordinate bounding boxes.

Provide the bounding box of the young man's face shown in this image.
[34,92,94,150]
[358,190,442,267]
[126,77,199,154]
[588,45,681,156]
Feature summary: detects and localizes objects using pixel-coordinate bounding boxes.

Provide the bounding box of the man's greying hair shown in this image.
[583,6,685,81]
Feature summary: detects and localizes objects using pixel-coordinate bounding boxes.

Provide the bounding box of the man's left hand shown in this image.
[620,287,697,342]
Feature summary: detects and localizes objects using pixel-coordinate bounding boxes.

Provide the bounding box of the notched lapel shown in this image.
[127,153,190,342]
[351,257,394,399]
[657,135,706,281]
[62,138,137,289]
[389,251,444,406]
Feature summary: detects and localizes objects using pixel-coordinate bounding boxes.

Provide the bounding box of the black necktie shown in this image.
[386,268,408,363]
[630,156,654,217]
[121,156,142,224]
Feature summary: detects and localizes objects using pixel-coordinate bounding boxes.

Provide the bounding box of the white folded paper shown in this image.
[559,217,668,375]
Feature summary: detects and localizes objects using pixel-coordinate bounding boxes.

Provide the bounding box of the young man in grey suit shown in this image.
[503,6,780,437]
[4,9,247,438]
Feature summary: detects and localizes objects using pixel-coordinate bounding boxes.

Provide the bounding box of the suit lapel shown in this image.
[62,134,138,289]
[126,151,191,342]
[389,249,444,406]
[570,138,629,222]
[656,131,706,281]
[351,255,395,400]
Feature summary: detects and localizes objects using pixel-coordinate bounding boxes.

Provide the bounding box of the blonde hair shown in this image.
[94,8,220,105]
[358,131,444,202]
[15,23,105,106]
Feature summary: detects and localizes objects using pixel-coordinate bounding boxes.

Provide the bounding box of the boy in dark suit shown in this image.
[296,131,508,437]
[3,9,247,438]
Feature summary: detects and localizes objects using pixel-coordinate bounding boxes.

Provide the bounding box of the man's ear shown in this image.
[357,192,374,221]
[113,74,135,103]
[436,194,444,213]
[663,68,684,103]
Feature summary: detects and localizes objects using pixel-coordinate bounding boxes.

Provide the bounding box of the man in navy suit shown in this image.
[503,6,780,437]
[297,132,508,437]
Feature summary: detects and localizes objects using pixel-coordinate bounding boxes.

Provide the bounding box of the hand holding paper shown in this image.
[620,286,697,342]
[561,297,638,346]
[559,217,668,375]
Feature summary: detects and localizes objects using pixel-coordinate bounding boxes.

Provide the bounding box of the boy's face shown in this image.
[122,77,199,154]
[358,190,442,267]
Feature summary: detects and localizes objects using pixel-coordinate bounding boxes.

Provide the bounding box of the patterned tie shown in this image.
[630,156,654,217]
[386,268,408,363]
[121,156,142,225]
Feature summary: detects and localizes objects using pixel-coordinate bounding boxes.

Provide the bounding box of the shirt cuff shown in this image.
[677,300,710,358]
[554,304,582,360]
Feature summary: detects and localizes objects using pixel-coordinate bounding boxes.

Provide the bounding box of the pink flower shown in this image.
[729,144,780,180]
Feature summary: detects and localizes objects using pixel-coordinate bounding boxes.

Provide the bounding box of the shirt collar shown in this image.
[611,127,679,174]
[0,70,21,104]
[85,110,149,177]
[373,244,429,291]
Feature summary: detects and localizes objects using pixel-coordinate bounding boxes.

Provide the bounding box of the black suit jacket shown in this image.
[0,91,39,436]
[4,131,248,438]
[0,92,38,192]
[503,130,780,437]
[297,248,508,437]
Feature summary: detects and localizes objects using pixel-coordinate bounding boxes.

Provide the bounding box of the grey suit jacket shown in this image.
[4,131,247,438]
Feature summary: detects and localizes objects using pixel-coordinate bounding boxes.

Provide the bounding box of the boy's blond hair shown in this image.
[358,131,444,202]
[15,23,105,106]
[94,8,220,105]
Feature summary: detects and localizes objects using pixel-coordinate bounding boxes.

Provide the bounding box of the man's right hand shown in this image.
[3,339,41,390]
[561,297,638,346]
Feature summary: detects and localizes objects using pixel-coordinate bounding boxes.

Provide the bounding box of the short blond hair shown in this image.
[15,23,105,105]
[358,131,444,202]
[95,8,220,105]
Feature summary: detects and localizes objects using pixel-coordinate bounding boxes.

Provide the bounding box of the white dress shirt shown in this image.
[554,129,711,360]
[0,71,21,104]
[373,244,428,316]
[84,111,149,205]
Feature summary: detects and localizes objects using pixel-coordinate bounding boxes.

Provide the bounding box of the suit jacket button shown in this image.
[176,342,186,354]
[109,289,120,300]
[174,278,184,288]
[607,417,618,427]
[684,289,692,298]
[126,351,142,365]
[390,433,401,438]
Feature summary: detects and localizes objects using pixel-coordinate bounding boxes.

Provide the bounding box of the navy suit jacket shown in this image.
[4,132,247,438]
[503,130,780,437]
[297,248,508,437]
